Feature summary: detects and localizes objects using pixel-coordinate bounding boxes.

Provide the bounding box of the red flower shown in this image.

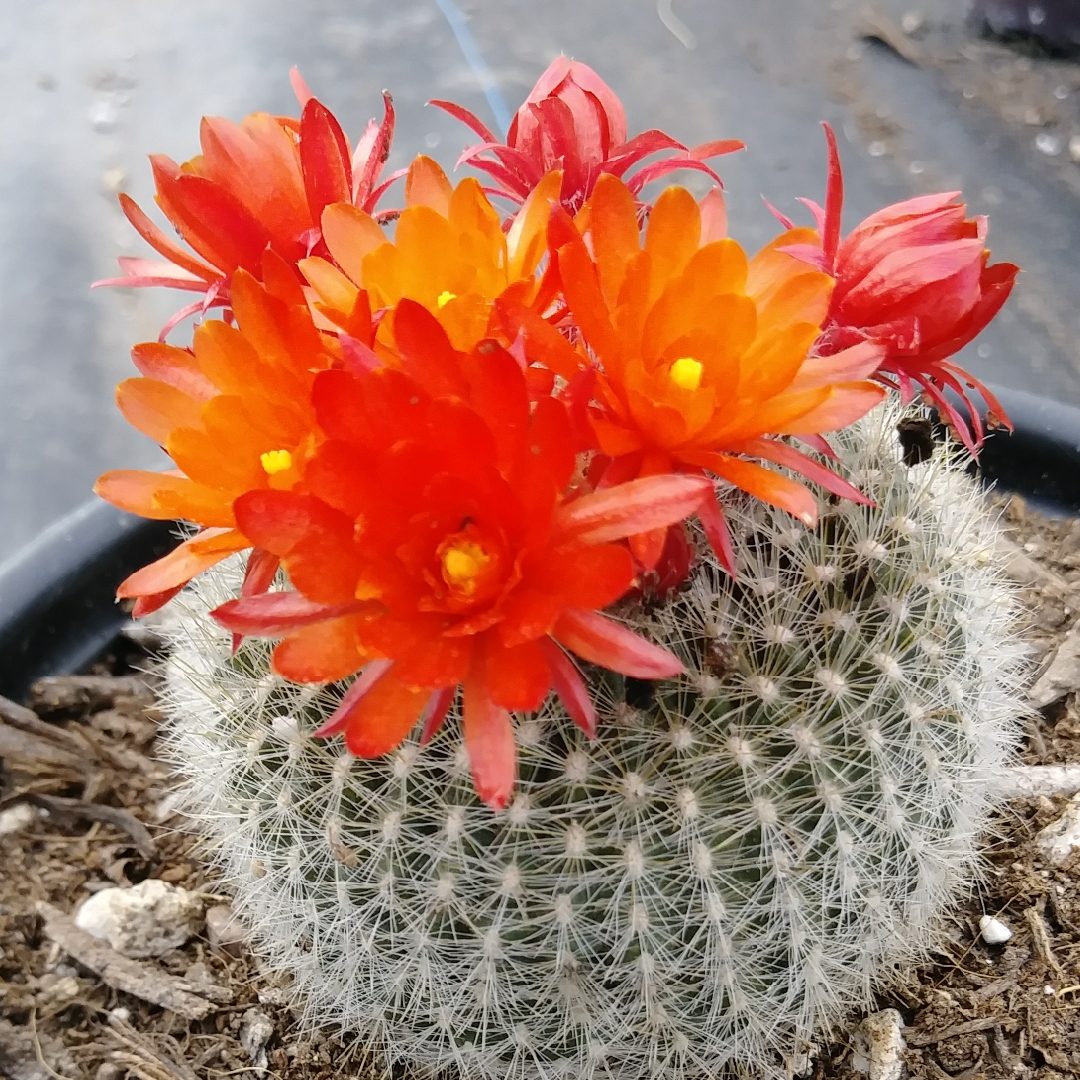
[777,124,1019,451]
[548,174,885,575]
[211,300,712,808]
[94,69,402,339]
[431,56,743,215]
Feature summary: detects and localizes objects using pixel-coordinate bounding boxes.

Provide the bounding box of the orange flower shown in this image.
[775,124,1019,450]
[95,71,402,339]
[551,174,886,572]
[94,255,338,614]
[300,155,560,354]
[212,301,712,808]
[432,56,743,215]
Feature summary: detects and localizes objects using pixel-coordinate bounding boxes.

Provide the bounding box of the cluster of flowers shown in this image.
[96,59,1018,807]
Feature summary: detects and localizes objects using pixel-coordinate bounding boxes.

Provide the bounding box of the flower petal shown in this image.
[419,686,457,746]
[117,528,245,599]
[462,672,517,810]
[212,591,373,637]
[553,608,684,679]
[486,639,551,712]
[553,474,712,544]
[312,659,395,737]
[344,671,429,758]
[539,637,597,738]
[271,615,369,683]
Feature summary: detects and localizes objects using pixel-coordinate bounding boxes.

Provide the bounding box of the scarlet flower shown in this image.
[95,69,402,339]
[94,257,338,615]
[211,300,712,808]
[776,124,1019,450]
[431,56,744,215]
[550,174,886,572]
[300,155,559,355]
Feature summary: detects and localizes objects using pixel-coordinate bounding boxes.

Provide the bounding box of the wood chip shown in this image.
[0,720,84,772]
[1029,622,1080,707]
[35,902,215,1021]
[971,975,1018,1004]
[1024,901,1064,976]
[28,675,155,716]
[0,695,89,773]
[996,764,1080,798]
[26,793,156,859]
[0,695,88,760]
[995,536,1072,596]
[904,1014,1018,1047]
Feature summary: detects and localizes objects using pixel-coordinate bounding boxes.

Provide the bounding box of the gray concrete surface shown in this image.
[2,0,1079,562]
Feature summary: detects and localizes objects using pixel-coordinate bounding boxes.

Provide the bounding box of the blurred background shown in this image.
[2,0,1080,563]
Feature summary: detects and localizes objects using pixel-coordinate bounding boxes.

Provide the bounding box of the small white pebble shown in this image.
[979,915,1013,944]
[1044,984,1056,995]
[0,802,36,835]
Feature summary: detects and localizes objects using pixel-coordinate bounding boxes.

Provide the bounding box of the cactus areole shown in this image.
[91,58,1028,1080]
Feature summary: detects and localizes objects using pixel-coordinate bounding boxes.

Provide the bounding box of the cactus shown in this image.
[160,400,1026,1080]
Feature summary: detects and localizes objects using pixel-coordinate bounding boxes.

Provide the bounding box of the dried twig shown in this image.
[905,1014,1018,1047]
[25,793,156,859]
[106,1015,200,1080]
[35,902,214,1021]
[1024,901,1064,976]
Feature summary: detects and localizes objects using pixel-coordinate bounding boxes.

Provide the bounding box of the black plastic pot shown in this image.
[1,385,1078,703]
[0,505,175,700]
[971,0,1080,53]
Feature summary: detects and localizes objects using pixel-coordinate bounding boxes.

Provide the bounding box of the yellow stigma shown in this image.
[260,449,293,475]
[441,540,490,594]
[437,290,456,309]
[669,356,703,392]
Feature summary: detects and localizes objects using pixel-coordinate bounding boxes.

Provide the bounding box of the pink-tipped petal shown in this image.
[821,121,844,271]
[738,437,874,507]
[462,674,517,810]
[427,99,501,146]
[312,658,395,738]
[553,474,713,545]
[539,637,597,738]
[553,609,685,680]
[231,548,282,654]
[762,197,796,231]
[418,686,457,746]
[290,66,314,108]
[211,592,372,637]
[696,491,737,577]
[340,334,383,374]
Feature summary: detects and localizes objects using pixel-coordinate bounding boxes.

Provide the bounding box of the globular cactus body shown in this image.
[162,402,1025,1080]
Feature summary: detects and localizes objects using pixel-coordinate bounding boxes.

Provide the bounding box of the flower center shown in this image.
[437,290,457,309]
[260,449,293,475]
[669,356,703,392]
[440,538,492,596]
